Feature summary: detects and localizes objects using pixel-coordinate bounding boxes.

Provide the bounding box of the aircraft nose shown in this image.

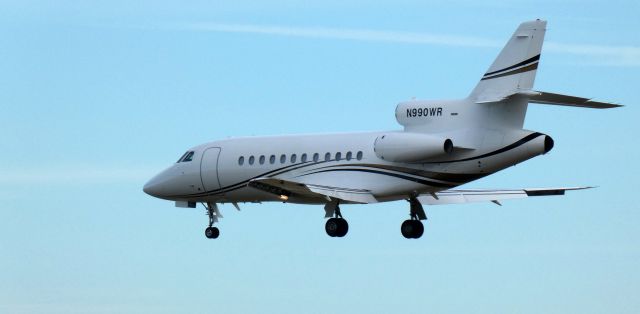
[143,169,172,199]
[143,179,165,198]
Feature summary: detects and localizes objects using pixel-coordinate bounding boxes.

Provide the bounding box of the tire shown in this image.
[205,227,220,239]
[401,220,414,239]
[336,218,349,237]
[412,220,424,239]
[325,218,339,237]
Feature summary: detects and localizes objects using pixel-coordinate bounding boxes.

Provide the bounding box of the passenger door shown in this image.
[200,147,222,191]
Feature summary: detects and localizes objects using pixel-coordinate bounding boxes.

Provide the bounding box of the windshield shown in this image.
[176,151,195,163]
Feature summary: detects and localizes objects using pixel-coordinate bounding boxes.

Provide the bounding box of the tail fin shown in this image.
[470,19,547,102]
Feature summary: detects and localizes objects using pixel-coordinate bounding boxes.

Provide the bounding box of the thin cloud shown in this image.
[0,165,162,185]
[544,42,640,66]
[159,22,640,66]
[178,22,502,48]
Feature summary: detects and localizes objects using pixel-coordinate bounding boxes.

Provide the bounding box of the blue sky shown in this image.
[1,1,638,313]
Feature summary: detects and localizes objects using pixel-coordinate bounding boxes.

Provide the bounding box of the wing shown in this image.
[418,187,592,205]
[248,177,378,204]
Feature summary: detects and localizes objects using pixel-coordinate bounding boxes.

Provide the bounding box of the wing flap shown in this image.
[249,177,378,204]
[306,186,378,204]
[419,187,592,205]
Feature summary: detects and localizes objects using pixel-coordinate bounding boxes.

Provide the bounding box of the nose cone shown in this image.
[143,168,173,199]
[143,162,204,199]
[143,178,165,198]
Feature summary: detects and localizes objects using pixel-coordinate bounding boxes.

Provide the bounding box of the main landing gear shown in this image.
[321,197,426,239]
[324,200,348,237]
[401,197,426,239]
[204,202,221,239]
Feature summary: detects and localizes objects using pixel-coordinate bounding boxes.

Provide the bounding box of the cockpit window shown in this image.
[177,151,195,163]
[177,152,189,163]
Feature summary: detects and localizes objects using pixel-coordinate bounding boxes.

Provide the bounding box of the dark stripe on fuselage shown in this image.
[300,168,457,188]
[483,54,540,77]
[304,163,488,184]
[425,132,544,164]
[169,161,319,198]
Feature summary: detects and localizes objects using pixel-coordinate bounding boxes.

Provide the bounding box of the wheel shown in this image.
[412,220,424,239]
[205,226,220,239]
[336,218,349,237]
[325,218,339,237]
[401,220,415,239]
[401,220,424,239]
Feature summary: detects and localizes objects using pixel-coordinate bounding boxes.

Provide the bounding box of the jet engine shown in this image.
[374,132,453,162]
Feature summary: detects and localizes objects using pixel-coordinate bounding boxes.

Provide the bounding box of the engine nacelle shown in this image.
[374,132,453,162]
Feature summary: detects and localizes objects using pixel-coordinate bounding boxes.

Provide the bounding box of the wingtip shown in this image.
[573,186,596,190]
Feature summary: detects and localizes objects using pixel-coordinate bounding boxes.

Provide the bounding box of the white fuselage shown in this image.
[143,126,552,205]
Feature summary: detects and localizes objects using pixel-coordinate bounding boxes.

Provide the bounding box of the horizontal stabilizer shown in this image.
[529,91,622,109]
[474,89,622,109]
[418,187,592,205]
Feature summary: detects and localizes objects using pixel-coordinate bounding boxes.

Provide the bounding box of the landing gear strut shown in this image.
[401,197,426,239]
[204,202,220,239]
[324,200,348,237]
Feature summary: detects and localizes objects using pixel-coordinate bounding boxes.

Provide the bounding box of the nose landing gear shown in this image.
[204,202,221,239]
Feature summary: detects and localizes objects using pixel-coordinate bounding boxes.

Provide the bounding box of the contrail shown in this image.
[156,22,640,66]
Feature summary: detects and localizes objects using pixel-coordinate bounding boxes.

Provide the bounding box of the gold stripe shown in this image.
[481,62,538,81]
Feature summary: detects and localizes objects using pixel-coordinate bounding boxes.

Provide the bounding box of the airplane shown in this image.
[143,19,621,239]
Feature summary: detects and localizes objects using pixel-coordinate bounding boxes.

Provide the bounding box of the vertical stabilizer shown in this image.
[470,20,547,101]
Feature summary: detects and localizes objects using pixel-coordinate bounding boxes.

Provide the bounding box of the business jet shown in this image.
[143,19,620,239]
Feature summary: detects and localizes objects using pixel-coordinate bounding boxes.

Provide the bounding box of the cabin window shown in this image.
[335,152,342,161]
[280,154,286,164]
[325,152,331,161]
[259,155,265,165]
[346,151,352,161]
[238,156,245,165]
[249,156,255,165]
[291,154,297,163]
[301,153,307,163]
[356,151,363,160]
[270,155,276,164]
[313,153,319,162]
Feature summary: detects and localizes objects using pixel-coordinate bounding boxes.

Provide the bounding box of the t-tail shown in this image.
[395,19,620,140]
[468,19,620,129]
[470,19,546,103]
